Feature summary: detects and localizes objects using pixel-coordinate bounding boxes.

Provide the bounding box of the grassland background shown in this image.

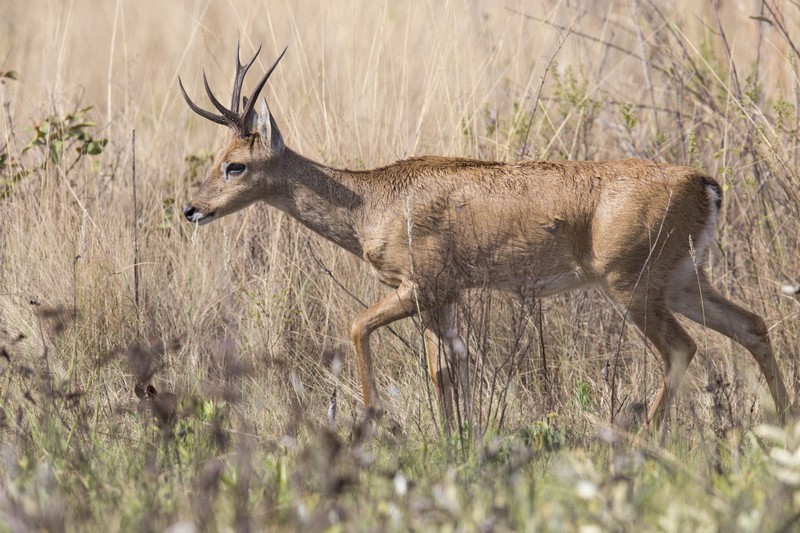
[2,0,800,530]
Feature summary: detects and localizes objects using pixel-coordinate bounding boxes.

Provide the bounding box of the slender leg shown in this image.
[351,281,421,414]
[607,285,698,428]
[424,303,471,432]
[424,311,454,430]
[668,272,790,421]
[643,310,697,427]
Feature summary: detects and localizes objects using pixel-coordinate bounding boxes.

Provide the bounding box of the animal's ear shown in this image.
[256,99,284,156]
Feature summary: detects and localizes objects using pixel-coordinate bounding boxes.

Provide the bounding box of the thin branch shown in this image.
[132,129,140,327]
[519,32,568,158]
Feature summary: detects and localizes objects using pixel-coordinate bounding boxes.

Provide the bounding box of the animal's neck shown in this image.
[267,149,365,257]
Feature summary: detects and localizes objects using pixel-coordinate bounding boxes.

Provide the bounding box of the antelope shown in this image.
[180,44,790,430]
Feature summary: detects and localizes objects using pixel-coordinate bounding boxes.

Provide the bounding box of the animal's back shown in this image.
[358,157,718,298]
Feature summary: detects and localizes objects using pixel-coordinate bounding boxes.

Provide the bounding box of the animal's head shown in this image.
[179,44,287,225]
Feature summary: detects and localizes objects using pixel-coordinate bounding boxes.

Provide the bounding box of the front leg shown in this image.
[350,280,423,413]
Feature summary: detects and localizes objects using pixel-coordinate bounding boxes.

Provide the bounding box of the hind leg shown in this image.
[606,283,698,428]
[668,272,790,421]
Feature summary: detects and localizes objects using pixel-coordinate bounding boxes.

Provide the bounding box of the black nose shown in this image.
[183,205,196,221]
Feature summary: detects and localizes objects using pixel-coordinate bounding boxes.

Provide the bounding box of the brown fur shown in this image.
[183,60,790,432]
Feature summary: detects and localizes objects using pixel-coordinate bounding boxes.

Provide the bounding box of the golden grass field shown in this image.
[2,0,800,530]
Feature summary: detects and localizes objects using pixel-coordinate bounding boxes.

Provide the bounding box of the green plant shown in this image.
[574,380,592,412]
[549,64,603,159]
[519,415,563,452]
[0,150,29,199]
[23,106,107,170]
[620,103,638,134]
[0,70,25,198]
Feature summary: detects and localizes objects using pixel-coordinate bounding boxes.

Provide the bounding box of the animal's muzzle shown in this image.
[183,205,198,221]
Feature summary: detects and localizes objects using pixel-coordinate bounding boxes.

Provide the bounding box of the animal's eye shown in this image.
[226,163,246,176]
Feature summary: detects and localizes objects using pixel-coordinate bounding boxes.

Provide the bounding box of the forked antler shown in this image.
[179,44,287,137]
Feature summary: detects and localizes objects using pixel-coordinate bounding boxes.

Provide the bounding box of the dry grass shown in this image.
[2,0,800,530]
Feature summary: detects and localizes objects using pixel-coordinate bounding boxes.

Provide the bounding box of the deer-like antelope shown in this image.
[180,44,790,430]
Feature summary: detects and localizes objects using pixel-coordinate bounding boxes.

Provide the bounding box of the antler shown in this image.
[179,44,288,137]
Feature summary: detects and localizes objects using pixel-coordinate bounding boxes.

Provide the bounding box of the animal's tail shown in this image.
[703,176,722,211]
